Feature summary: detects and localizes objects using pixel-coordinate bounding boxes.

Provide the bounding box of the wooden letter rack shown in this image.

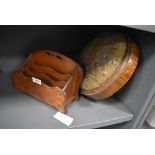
[13,50,83,113]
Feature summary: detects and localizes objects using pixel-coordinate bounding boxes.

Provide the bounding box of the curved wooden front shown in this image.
[13,50,83,113]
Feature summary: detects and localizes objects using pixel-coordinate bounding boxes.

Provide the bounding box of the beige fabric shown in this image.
[80,32,126,91]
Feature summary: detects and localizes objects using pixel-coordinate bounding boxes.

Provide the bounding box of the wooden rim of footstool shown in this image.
[81,33,139,100]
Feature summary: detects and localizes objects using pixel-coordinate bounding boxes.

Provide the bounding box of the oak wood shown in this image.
[13,50,83,113]
[81,34,139,100]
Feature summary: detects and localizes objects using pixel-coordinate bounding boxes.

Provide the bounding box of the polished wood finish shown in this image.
[13,50,83,113]
[81,34,139,100]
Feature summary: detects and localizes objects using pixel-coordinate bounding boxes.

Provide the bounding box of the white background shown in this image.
[0,0,155,155]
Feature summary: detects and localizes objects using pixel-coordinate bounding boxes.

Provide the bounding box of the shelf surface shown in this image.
[0,57,133,129]
[124,25,155,33]
[141,121,154,129]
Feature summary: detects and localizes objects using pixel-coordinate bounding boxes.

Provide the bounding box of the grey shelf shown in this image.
[141,122,149,129]
[0,57,133,129]
[141,121,154,129]
[124,25,155,33]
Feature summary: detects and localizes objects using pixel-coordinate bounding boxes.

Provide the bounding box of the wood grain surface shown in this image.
[80,33,139,100]
[14,50,83,113]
